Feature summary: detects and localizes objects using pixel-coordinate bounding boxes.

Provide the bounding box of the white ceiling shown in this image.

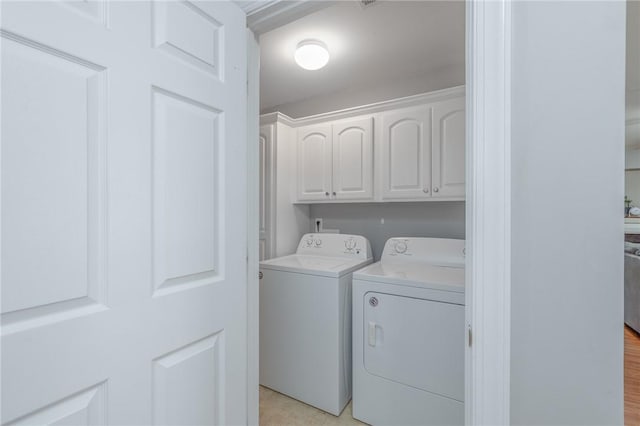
[259,0,465,113]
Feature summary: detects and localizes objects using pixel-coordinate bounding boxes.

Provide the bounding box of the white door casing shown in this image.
[297,124,332,202]
[380,105,432,200]
[1,1,248,424]
[465,0,512,424]
[332,117,373,201]
[432,97,465,198]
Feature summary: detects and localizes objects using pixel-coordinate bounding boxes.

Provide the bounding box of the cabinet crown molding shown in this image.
[260,85,465,126]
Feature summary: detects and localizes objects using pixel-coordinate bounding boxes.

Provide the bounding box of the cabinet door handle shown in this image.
[332,192,336,196]
[325,192,329,196]
[433,187,439,193]
[259,271,263,279]
[423,188,429,194]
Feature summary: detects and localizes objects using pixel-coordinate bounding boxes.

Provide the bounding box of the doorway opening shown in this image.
[253,2,466,425]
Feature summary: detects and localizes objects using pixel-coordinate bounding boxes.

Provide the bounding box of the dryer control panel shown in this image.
[297,233,372,260]
[382,237,465,267]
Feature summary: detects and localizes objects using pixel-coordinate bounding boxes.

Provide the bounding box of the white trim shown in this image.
[465,0,511,425]
[261,86,465,127]
[246,28,260,426]
[237,0,281,15]
[260,111,296,127]
[244,0,334,35]
[260,122,278,259]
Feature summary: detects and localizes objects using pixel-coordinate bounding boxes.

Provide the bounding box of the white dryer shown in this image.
[352,237,465,426]
[259,233,372,415]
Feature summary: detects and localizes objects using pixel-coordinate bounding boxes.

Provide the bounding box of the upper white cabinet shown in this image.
[432,97,465,198]
[332,117,373,200]
[380,97,465,201]
[380,105,432,200]
[273,86,465,204]
[297,117,374,202]
[297,124,333,201]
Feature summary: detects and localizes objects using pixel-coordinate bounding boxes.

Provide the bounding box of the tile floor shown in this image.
[259,386,367,426]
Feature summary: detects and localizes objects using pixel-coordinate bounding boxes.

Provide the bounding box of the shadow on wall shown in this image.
[310,202,465,260]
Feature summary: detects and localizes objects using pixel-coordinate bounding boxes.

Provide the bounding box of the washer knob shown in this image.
[314,239,322,247]
[306,238,313,247]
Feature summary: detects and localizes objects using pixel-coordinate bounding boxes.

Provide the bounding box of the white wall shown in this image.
[310,202,465,260]
[261,65,464,118]
[510,2,626,424]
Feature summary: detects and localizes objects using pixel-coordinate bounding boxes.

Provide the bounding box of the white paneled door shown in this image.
[1,1,248,425]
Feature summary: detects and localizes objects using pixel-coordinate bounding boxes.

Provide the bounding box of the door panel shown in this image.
[432,98,465,198]
[152,87,220,294]
[259,124,273,260]
[1,32,107,317]
[364,292,465,402]
[1,2,248,424]
[297,124,332,202]
[332,117,373,201]
[381,106,431,200]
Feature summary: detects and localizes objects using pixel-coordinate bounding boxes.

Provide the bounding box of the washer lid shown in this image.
[260,254,372,278]
[353,262,464,293]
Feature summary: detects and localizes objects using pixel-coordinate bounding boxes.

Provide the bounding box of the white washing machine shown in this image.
[259,233,372,415]
[352,237,465,426]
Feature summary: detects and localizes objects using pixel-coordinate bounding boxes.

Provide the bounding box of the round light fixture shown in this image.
[294,40,330,71]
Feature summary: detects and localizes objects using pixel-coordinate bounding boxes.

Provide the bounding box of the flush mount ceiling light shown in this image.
[294,40,330,71]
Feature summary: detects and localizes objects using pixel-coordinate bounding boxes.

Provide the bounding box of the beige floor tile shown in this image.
[259,386,367,426]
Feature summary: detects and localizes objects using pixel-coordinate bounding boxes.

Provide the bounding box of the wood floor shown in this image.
[627,325,640,426]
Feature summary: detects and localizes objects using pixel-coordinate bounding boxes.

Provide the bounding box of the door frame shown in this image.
[246,27,260,426]
[242,1,513,424]
[464,1,512,424]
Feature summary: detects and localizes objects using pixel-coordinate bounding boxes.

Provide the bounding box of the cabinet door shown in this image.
[380,106,432,200]
[332,117,373,200]
[432,97,465,198]
[259,124,274,260]
[297,124,332,201]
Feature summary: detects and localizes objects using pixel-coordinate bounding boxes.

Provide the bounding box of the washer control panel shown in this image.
[297,233,372,260]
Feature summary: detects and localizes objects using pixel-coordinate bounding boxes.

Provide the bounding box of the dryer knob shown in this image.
[395,241,408,254]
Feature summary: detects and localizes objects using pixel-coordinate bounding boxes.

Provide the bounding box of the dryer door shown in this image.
[363,291,464,401]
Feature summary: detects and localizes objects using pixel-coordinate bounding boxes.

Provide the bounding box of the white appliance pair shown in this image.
[260,234,465,425]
